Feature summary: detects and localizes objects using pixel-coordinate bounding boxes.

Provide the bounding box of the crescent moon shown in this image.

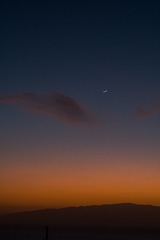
[103,90,107,93]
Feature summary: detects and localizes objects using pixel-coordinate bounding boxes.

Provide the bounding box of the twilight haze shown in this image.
[0,1,160,215]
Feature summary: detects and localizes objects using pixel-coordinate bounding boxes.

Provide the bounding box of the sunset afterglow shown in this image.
[1,1,160,215]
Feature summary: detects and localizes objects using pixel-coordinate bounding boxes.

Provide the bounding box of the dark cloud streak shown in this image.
[133,100,160,120]
[0,91,99,126]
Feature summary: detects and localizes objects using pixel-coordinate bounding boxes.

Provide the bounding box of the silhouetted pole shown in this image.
[43,226,50,240]
[46,226,48,240]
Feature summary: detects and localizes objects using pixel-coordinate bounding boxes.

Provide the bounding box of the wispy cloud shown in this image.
[133,100,160,120]
[0,91,100,126]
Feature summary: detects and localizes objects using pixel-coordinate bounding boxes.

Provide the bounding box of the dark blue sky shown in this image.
[1,0,160,93]
[0,0,160,213]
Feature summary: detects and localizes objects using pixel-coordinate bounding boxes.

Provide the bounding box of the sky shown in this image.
[0,0,160,215]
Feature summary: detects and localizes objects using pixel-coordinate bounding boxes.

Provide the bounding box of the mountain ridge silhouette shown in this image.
[0,203,160,229]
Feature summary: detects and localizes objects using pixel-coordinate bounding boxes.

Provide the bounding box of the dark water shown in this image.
[0,226,160,240]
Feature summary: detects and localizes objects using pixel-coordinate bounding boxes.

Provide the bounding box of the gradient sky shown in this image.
[0,0,160,215]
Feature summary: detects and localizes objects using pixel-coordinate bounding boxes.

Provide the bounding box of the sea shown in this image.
[0,226,160,240]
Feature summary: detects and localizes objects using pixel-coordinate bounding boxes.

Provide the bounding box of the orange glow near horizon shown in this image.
[1,154,160,214]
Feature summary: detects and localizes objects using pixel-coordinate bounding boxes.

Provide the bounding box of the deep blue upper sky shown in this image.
[1,0,160,95]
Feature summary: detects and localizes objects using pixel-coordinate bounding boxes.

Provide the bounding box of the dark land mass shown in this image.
[0,203,160,231]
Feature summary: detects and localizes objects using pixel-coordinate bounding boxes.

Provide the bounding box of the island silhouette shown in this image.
[0,203,160,230]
